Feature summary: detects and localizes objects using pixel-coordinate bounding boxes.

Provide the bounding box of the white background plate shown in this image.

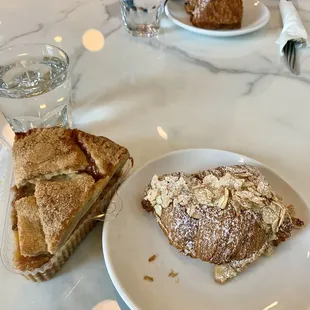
[165,0,271,37]
[103,149,310,310]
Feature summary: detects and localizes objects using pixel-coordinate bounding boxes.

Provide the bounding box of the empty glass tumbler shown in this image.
[0,43,72,133]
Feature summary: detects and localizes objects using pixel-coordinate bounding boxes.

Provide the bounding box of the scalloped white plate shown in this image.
[103,149,310,310]
[165,0,270,37]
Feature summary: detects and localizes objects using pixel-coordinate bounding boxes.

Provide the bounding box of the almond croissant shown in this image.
[141,165,304,284]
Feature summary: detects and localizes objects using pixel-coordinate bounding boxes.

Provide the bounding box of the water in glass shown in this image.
[0,51,72,132]
[120,0,165,37]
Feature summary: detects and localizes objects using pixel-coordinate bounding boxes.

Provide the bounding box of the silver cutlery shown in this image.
[283,39,299,75]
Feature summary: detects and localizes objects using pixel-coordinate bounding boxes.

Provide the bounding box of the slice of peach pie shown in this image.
[11,127,129,272]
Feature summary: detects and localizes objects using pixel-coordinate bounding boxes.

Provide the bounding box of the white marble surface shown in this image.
[1,0,310,309]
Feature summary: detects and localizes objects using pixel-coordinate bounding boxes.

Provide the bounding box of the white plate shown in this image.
[165,0,270,37]
[103,149,310,310]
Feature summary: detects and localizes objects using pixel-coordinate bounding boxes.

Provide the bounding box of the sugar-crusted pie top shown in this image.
[12,127,130,269]
[13,127,88,188]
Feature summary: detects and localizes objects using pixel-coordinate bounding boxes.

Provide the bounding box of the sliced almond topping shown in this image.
[264,244,274,257]
[217,188,229,209]
[154,204,162,217]
[203,174,219,187]
[214,264,237,284]
[231,200,241,215]
[187,204,196,217]
[287,204,296,217]
[262,207,278,225]
[242,180,254,187]
[156,196,163,205]
[192,212,202,219]
[233,172,251,178]
[248,187,262,196]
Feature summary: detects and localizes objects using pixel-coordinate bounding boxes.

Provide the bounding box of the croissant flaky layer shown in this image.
[141,165,304,284]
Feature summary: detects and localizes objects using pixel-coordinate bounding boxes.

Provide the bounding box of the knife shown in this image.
[283,39,299,75]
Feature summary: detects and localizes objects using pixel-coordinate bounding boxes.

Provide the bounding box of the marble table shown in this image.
[1,0,310,309]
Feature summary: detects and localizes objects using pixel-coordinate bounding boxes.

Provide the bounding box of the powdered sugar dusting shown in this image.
[144,165,288,234]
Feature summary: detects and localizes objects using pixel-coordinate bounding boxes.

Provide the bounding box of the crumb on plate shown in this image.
[144,275,154,282]
[168,270,179,278]
[148,254,157,262]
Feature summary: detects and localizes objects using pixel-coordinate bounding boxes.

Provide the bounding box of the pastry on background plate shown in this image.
[185,0,243,30]
[142,165,304,284]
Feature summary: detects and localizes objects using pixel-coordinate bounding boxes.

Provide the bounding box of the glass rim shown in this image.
[0,43,70,92]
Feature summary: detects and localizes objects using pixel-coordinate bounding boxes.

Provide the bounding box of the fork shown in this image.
[283,39,299,75]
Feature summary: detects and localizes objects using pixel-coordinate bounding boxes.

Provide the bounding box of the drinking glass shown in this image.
[120,0,166,37]
[0,43,72,133]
